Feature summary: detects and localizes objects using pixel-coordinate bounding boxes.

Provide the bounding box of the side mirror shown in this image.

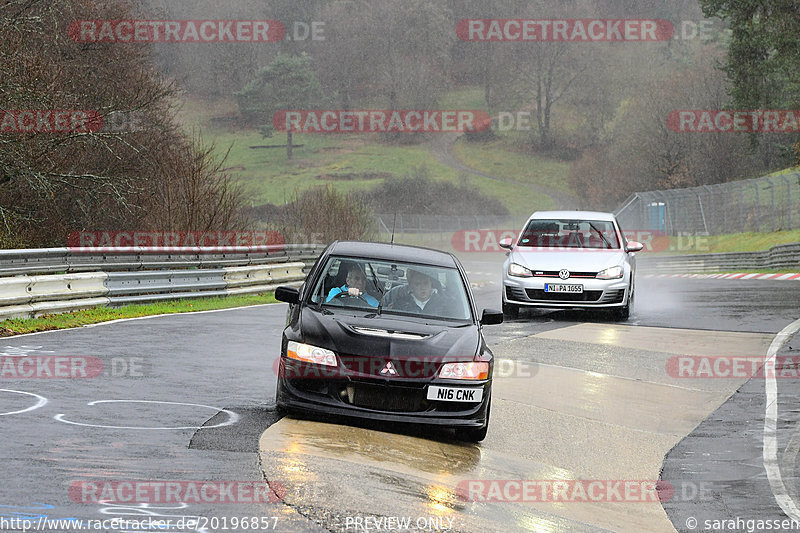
[626,241,644,253]
[275,286,300,304]
[480,308,503,325]
[498,237,514,250]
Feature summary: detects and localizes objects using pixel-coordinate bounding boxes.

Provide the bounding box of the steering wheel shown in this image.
[335,291,371,306]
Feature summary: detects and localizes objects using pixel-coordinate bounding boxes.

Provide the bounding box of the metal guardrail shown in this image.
[637,243,800,273]
[0,245,324,321]
[0,244,322,276]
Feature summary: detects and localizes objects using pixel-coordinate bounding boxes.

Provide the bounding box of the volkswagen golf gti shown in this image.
[273,241,503,441]
[500,211,643,320]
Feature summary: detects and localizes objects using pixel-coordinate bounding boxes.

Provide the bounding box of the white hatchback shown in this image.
[499,210,643,320]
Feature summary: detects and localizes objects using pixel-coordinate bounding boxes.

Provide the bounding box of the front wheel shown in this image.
[612,282,633,321]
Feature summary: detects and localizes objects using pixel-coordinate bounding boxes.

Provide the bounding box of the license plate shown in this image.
[427,386,483,402]
[545,284,584,293]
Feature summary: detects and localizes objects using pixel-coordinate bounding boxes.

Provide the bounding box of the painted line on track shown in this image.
[54,399,240,430]
[1,302,284,339]
[643,273,800,280]
[0,389,48,416]
[764,317,800,522]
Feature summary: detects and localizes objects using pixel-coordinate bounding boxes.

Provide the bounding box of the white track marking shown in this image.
[764,318,800,521]
[0,389,48,416]
[4,302,283,339]
[54,399,239,430]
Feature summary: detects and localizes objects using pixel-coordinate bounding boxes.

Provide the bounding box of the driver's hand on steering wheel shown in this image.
[347,287,363,297]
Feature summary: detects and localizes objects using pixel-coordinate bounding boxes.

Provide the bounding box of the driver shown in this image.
[326,263,379,307]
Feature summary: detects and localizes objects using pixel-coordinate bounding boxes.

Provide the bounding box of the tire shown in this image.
[502,300,519,319]
[455,399,490,442]
[613,303,630,321]
[612,281,633,321]
[275,372,289,416]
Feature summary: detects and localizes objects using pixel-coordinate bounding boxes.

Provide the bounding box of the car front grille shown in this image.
[532,271,597,278]
[346,383,428,412]
[507,286,626,305]
[525,289,604,302]
[339,355,440,378]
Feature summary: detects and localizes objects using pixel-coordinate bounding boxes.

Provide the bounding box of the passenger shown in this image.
[391,269,450,315]
[326,264,379,307]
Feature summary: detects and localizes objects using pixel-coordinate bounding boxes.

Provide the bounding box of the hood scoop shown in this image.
[349,326,430,340]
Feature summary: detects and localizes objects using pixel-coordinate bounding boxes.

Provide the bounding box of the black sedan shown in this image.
[273,241,503,441]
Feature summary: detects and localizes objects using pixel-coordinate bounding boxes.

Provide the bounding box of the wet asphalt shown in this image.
[0,255,797,532]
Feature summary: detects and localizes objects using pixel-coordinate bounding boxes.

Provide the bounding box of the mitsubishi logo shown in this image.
[559,269,571,280]
[380,361,398,376]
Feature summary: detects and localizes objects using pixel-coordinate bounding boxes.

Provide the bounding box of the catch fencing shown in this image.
[615,172,800,235]
[374,214,518,244]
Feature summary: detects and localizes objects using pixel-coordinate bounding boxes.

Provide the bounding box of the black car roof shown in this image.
[327,241,459,268]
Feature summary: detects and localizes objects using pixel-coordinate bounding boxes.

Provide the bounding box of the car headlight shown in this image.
[596,265,624,279]
[508,263,533,277]
[286,341,338,367]
[439,362,489,380]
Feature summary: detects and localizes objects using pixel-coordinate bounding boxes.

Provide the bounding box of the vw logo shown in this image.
[558,269,570,280]
[380,361,398,376]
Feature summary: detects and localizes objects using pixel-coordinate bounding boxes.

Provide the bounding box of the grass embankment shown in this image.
[668,229,800,254]
[179,96,573,219]
[0,292,277,336]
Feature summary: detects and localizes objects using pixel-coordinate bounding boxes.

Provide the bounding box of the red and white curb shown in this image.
[643,273,800,280]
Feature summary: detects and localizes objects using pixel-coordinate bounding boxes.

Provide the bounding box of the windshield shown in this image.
[310,256,472,321]
[518,219,621,249]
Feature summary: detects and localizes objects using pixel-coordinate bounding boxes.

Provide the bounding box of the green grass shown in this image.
[644,229,800,255]
[679,229,800,254]
[438,87,488,110]
[0,292,278,336]
[207,129,462,205]
[452,137,573,216]
[179,95,576,213]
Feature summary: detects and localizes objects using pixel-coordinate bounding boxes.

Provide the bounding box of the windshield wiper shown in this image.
[365,299,383,318]
[367,263,384,296]
[588,222,614,249]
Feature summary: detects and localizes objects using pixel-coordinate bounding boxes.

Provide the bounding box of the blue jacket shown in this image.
[326,285,379,307]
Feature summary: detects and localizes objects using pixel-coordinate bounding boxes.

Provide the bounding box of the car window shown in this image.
[518,219,621,249]
[310,256,472,321]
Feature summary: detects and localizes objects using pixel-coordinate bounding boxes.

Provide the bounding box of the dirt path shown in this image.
[428,129,580,210]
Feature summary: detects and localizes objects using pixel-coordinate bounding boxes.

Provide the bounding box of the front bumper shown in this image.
[276,358,491,428]
[503,276,629,309]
